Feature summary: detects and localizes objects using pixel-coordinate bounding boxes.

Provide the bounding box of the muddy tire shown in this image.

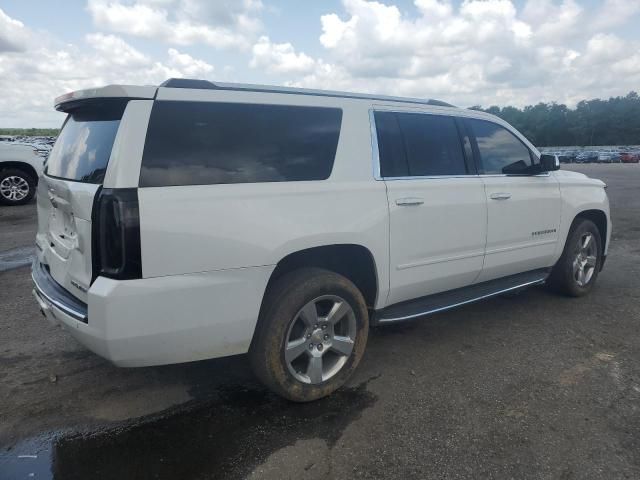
[547,218,602,297]
[249,268,369,402]
[0,168,36,206]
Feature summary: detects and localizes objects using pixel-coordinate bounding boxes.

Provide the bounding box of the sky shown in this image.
[0,0,639,127]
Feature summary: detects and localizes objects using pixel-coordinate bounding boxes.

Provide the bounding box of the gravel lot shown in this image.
[1,164,639,479]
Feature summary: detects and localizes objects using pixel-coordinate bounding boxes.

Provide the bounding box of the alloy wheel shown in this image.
[0,175,30,202]
[284,295,357,384]
[573,232,598,287]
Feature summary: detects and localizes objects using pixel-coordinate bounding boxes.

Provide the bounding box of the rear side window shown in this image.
[140,102,343,187]
[375,111,467,177]
[466,119,532,174]
[46,102,125,184]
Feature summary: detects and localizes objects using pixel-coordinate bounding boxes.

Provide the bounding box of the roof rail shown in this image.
[159,78,455,108]
[159,78,217,89]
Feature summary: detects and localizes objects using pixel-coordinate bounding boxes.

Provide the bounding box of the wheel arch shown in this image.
[262,244,380,311]
[555,209,608,268]
[0,161,39,184]
[574,209,608,253]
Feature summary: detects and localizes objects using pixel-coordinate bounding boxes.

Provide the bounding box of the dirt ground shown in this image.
[1,164,639,479]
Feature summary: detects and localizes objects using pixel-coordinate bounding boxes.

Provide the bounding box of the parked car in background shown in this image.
[576,151,598,163]
[32,79,611,401]
[598,152,621,163]
[621,152,640,163]
[0,143,45,205]
[565,150,579,162]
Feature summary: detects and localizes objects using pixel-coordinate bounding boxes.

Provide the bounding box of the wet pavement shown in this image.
[1,382,377,480]
[0,246,34,273]
[1,164,639,479]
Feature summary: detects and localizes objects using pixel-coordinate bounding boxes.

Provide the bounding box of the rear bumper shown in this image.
[32,260,273,367]
[32,260,87,322]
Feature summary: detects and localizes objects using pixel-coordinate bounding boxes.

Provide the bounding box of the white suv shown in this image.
[0,142,45,205]
[32,79,611,401]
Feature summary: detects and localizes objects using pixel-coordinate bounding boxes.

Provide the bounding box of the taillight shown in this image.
[92,188,142,280]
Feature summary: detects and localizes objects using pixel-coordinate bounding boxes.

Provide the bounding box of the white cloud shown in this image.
[0,10,216,126]
[166,47,214,76]
[2,0,640,127]
[86,0,262,50]
[250,36,316,74]
[87,33,150,67]
[284,0,640,108]
[590,0,640,30]
[0,8,30,52]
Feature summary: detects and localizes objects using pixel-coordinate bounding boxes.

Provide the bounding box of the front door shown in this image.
[463,118,562,282]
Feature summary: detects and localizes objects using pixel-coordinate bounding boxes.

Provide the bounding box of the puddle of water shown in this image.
[0,246,34,272]
[0,433,54,480]
[1,381,377,480]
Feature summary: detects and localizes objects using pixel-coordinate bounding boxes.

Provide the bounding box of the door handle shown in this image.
[489,192,512,200]
[396,197,424,206]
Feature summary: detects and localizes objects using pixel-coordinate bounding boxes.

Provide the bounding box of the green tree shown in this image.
[472,92,640,146]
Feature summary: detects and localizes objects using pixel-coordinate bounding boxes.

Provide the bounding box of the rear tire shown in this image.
[249,268,369,402]
[0,168,36,206]
[547,219,602,297]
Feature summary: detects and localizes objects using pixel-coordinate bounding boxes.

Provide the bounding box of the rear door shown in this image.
[374,110,488,306]
[464,118,561,282]
[35,101,127,302]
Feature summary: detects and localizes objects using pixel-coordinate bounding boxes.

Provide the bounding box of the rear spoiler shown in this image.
[54,85,157,112]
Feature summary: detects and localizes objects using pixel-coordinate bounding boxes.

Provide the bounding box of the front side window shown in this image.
[466,119,532,174]
[375,111,467,177]
[140,102,342,187]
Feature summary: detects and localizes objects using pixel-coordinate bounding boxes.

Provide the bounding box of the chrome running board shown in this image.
[374,269,549,324]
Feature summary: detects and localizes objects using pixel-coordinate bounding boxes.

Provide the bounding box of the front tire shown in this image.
[249,268,369,402]
[547,219,602,297]
[0,168,36,206]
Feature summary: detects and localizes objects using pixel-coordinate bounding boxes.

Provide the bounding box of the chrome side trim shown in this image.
[31,269,87,322]
[484,239,557,256]
[383,174,479,180]
[376,173,551,181]
[397,250,485,270]
[377,277,547,323]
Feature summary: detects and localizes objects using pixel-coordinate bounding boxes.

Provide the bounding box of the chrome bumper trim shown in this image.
[31,261,88,322]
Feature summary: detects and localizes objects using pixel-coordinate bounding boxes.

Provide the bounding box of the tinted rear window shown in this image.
[140,102,343,187]
[397,112,466,176]
[46,102,125,184]
[375,111,467,177]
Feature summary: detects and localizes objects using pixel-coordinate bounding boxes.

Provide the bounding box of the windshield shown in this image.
[46,102,126,183]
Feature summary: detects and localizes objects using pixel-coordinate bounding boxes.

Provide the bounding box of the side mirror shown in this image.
[539,154,560,172]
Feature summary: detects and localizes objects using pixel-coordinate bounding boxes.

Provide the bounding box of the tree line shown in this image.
[471,91,640,147]
[0,128,59,137]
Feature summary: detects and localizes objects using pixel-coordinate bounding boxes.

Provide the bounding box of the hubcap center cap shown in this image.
[311,328,326,344]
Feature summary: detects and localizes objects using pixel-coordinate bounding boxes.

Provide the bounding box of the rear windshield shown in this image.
[139,101,343,187]
[46,101,126,184]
